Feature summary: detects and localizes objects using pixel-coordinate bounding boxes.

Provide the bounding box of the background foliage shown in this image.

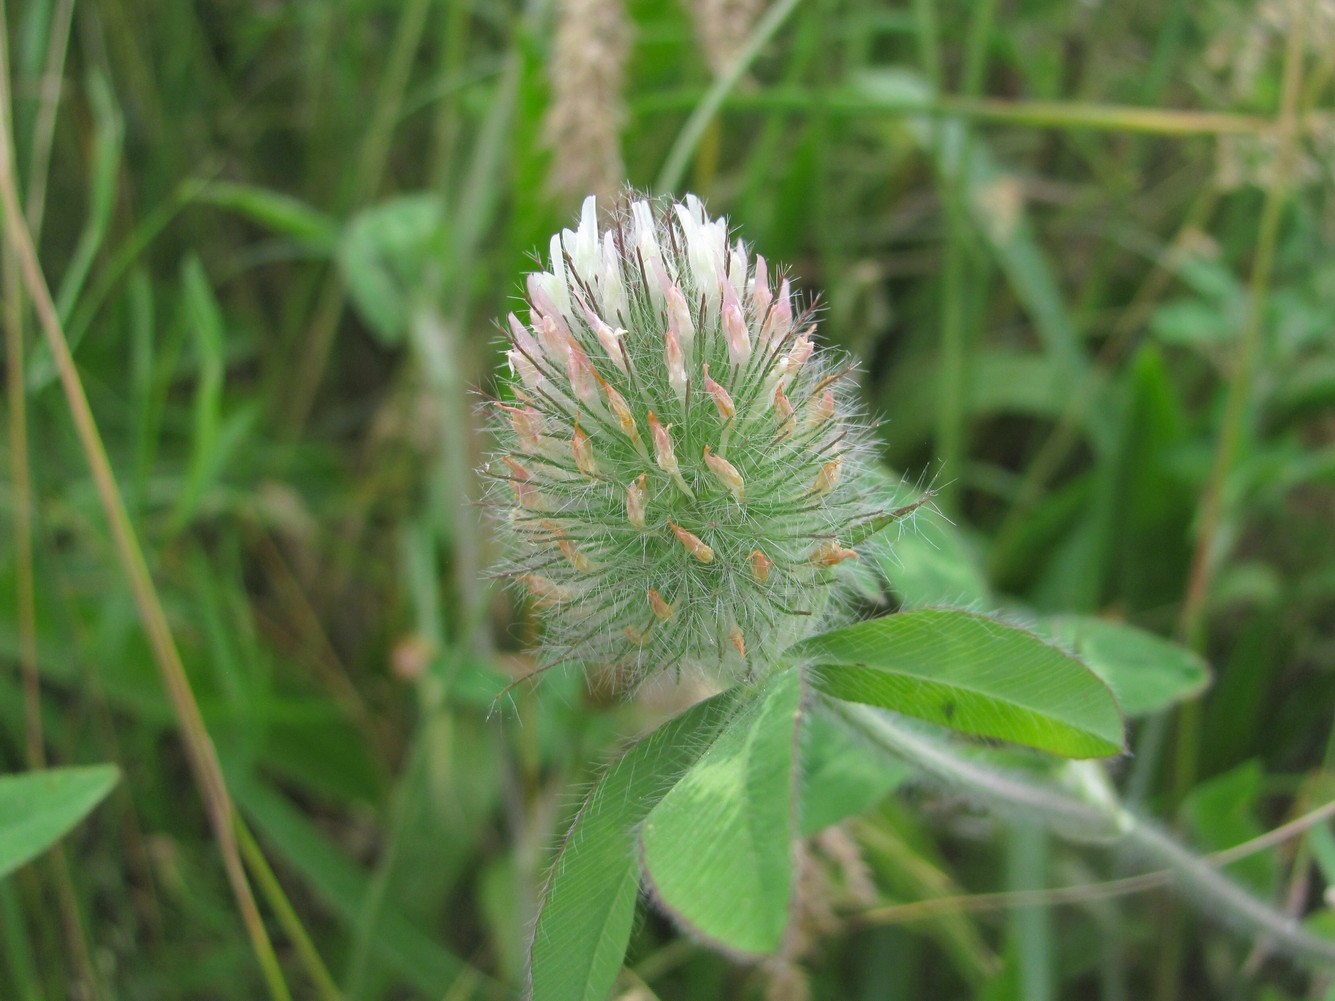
[3,0,1335,998]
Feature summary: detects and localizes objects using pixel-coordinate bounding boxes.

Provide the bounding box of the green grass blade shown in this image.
[232,775,495,999]
[855,69,1090,387]
[51,68,123,324]
[194,181,338,250]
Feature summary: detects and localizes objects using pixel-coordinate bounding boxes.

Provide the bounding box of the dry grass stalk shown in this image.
[544,0,630,202]
[690,0,764,78]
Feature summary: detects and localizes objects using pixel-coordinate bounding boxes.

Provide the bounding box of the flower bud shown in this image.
[751,549,774,583]
[703,446,745,504]
[665,328,688,401]
[670,522,715,563]
[626,474,648,530]
[572,423,598,478]
[812,457,842,497]
[701,364,735,421]
[648,411,678,475]
[648,588,674,621]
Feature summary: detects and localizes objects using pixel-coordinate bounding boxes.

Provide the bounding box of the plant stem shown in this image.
[833,701,1335,969]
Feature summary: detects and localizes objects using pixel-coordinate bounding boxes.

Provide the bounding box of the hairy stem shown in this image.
[834,701,1335,969]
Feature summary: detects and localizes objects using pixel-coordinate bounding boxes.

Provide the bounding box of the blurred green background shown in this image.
[3,0,1335,998]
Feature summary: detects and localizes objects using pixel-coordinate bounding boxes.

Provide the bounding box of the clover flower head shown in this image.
[487,192,881,684]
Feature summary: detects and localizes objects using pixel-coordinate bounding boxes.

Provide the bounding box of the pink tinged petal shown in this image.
[669,522,714,563]
[503,457,545,510]
[499,404,543,450]
[723,300,751,365]
[810,389,836,427]
[666,284,695,347]
[602,381,640,441]
[763,278,792,345]
[750,549,774,583]
[557,538,591,572]
[649,253,674,297]
[536,314,570,365]
[788,328,814,367]
[521,574,576,603]
[648,412,679,476]
[811,456,842,496]
[647,588,674,621]
[583,305,628,373]
[506,349,542,391]
[777,327,815,388]
[527,275,570,334]
[728,624,746,659]
[703,445,745,504]
[665,327,688,401]
[572,423,597,477]
[506,312,540,356]
[701,364,735,420]
[752,255,772,323]
[626,474,649,530]
[809,541,858,567]
[565,340,599,406]
[773,385,796,437]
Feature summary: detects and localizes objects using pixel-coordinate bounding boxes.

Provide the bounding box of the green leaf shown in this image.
[338,194,444,345]
[800,707,910,836]
[640,669,803,956]
[530,689,741,1001]
[794,610,1125,758]
[1039,616,1209,716]
[0,766,120,879]
[1181,760,1276,894]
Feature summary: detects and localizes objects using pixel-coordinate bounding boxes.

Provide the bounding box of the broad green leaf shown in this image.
[0,765,119,879]
[1182,760,1276,894]
[800,707,909,836]
[1308,824,1335,888]
[338,194,444,345]
[640,670,803,956]
[794,610,1124,758]
[531,689,740,1001]
[1040,616,1209,716]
